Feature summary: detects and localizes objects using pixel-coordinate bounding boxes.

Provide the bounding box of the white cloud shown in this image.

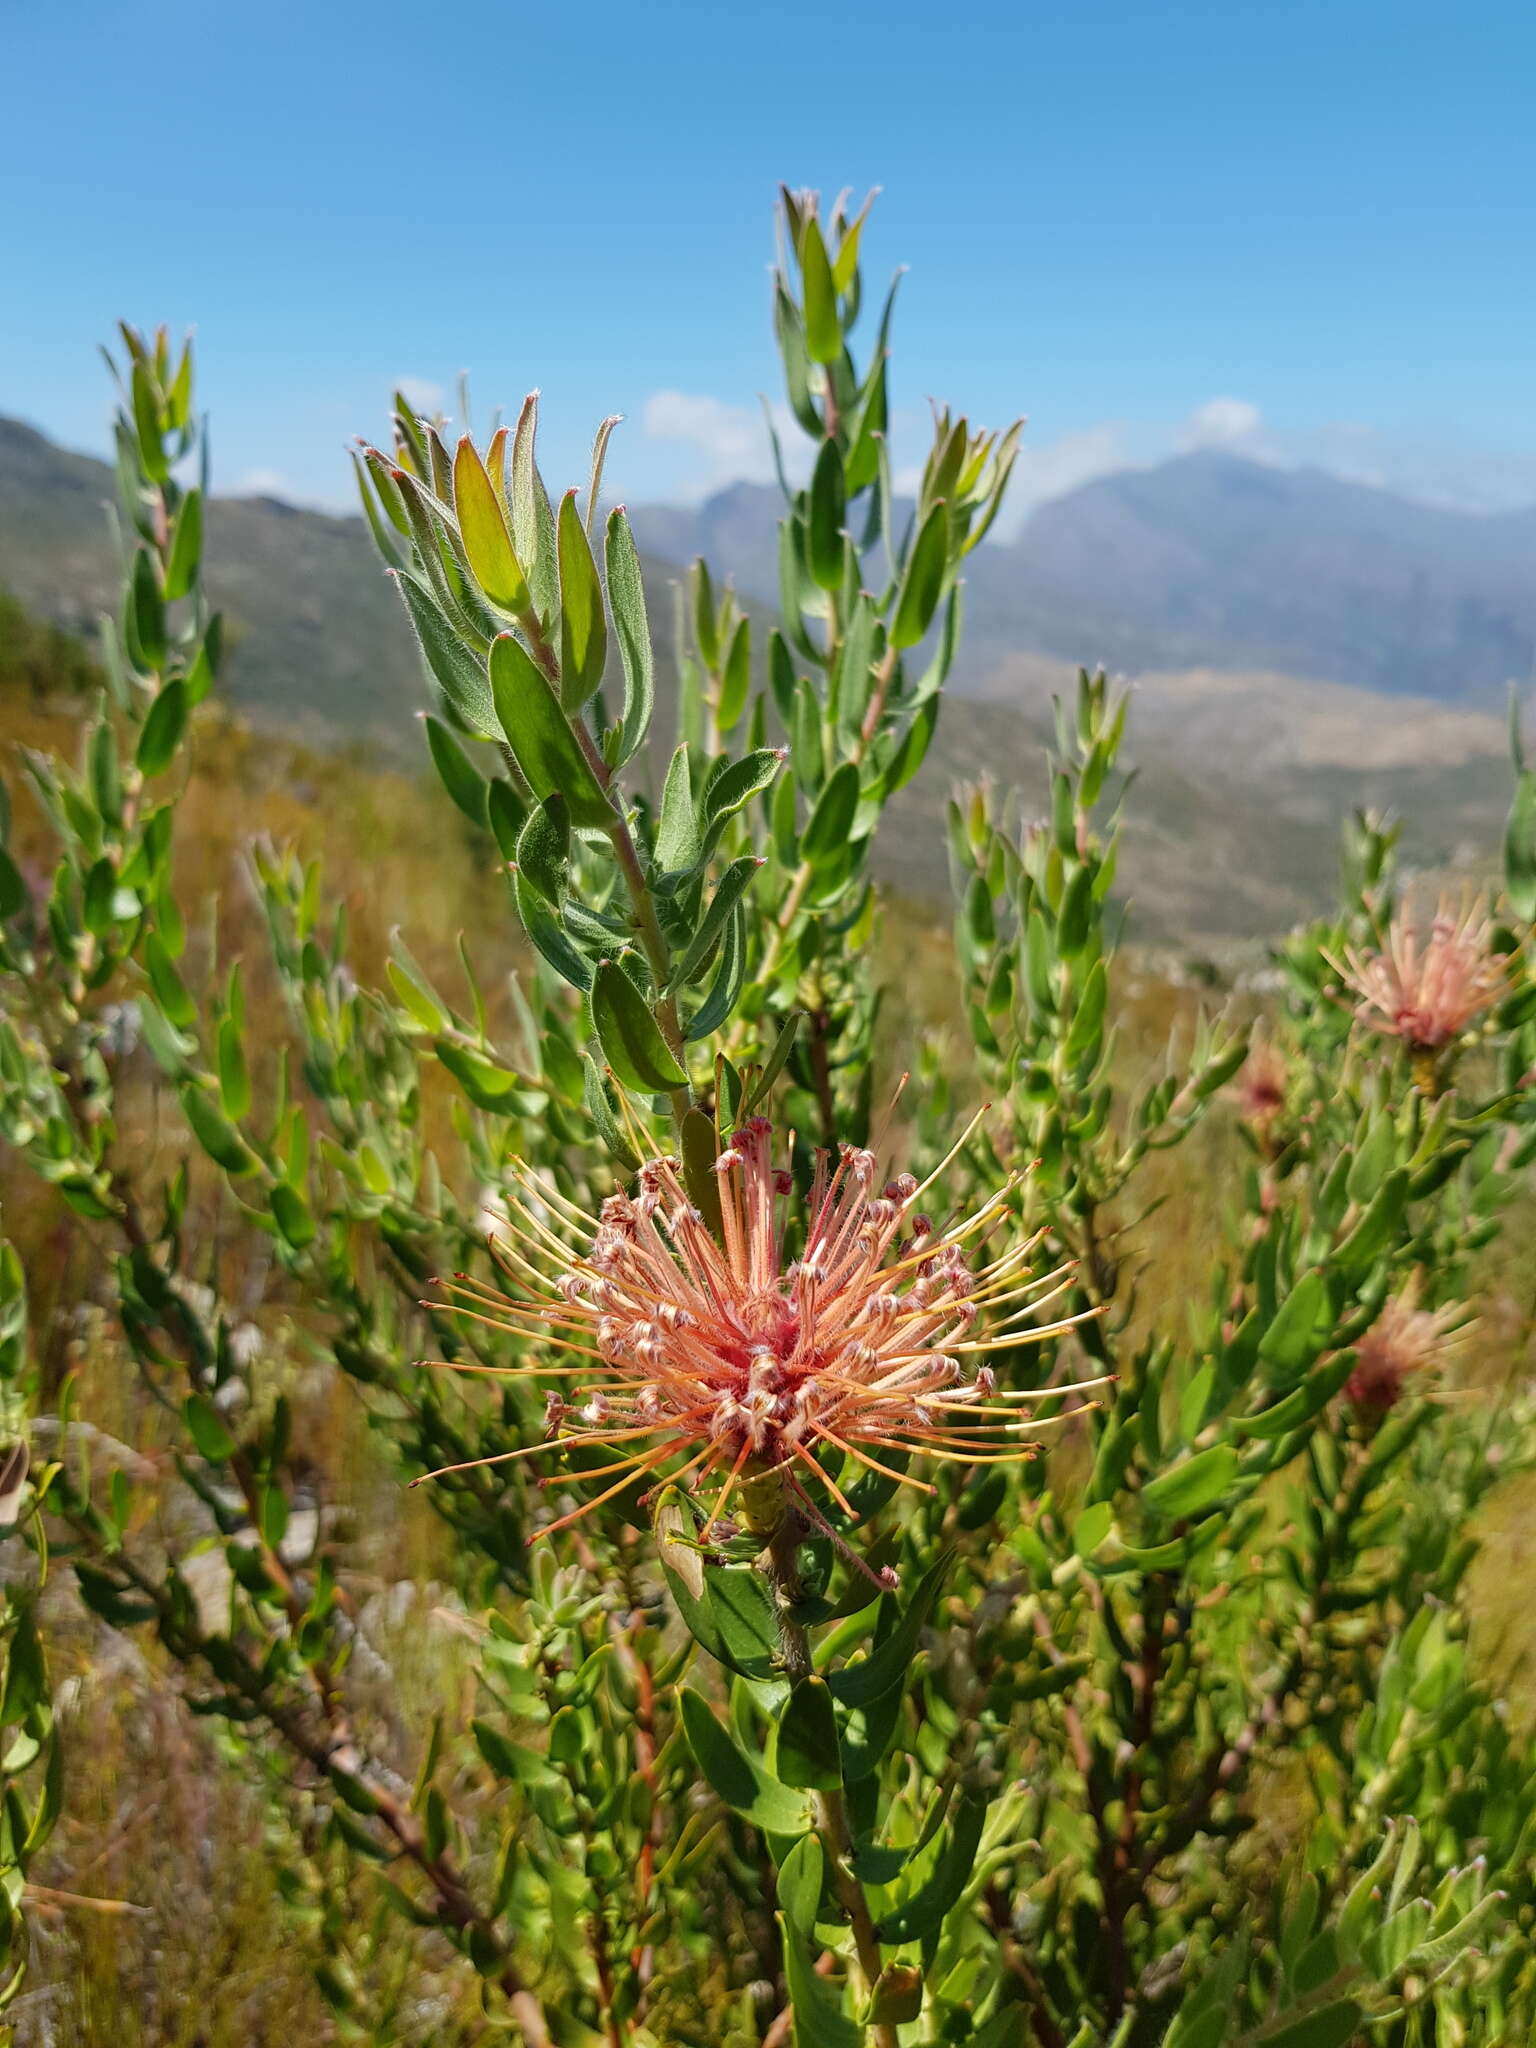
[395,375,446,416]
[1014,423,1131,507]
[237,468,290,498]
[641,390,802,499]
[1180,396,1264,447]
[635,386,1536,525]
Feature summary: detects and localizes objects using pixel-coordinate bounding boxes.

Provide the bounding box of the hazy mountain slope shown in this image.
[0,414,1521,939]
[632,454,1536,703]
[880,664,1514,942]
[965,453,1536,701]
[0,416,688,743]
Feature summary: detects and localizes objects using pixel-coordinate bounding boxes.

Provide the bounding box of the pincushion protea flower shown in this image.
[1229,1027,1290,1141]
[1346,1276,1469,1414]
[1332,899,1506,1057]
[421,1116,1097,1551]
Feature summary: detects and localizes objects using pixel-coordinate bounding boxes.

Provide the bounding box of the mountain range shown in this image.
[628,454,1536,703]
[1,412,1528,941]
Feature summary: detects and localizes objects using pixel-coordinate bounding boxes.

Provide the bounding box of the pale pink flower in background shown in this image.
[1346,1277,1470,1414]
[421,1117,1100,1550]
[1333,899,1506,1054]
[1229,1027,1290,1138]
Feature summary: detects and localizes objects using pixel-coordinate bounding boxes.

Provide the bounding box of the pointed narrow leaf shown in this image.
[777,1833,824,1935]
[425,717,489,826]
[777,1677,840,1790]
[164,488,203,601]
[604,510,655,765]
[892,501,949,650]
[799,217,841,365]
[591,959,688,1091]
[515,794,570,906]
[516,873,593,989]
[780,1914,860,2046]
[489,633,610,827]
[802,762,861,862]
[679,1691,813,1833]
[454,438,528,612]
[1141,1444,1240,1522]
[671,857,763,990]
[654,745,702,875]
[807,439,847,591]
[394,571,498,737]
[557,488,607,709]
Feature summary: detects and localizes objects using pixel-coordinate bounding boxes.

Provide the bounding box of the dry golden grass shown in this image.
[5,702,1535,2040]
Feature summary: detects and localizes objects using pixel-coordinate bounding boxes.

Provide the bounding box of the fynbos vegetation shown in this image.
[1,190,1535,2046]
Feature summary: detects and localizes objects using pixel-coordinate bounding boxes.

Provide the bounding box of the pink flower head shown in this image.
[1334,899,1505,1054]
[1230,1028,1290,1135]
[1346,1278,1468,1414]
[423,1117,1098,1548]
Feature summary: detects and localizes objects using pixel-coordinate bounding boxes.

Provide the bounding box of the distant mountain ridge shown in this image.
[0,411,1524,939]
[630,453,1536,702]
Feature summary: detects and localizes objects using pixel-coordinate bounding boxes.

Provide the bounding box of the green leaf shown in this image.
[270,1181,316,1249]
[776,1832,824,1935]
[486,777,529,860]
[472,1719,561,1791]
[515,794,570,907]
[453,437,528,612]
[807,439,847,592]
[394,570,497,738]
[1233,1349,1358,1440]
[164,487,203,601]
[184,1394,237,1463]
[741,1010,804,1115]
[130,357,167,480]
[605,510,654,766]
[582,1053,640,1168]
[683,901,748,1042]
[802,763,861,863]
[679,1690,812,1833]
[799,216,842,365]
[680,1104,727,1243]
[780,1913,860,2046]
[891,502,948,650]
[179,1083,257,1175]
[1505,768,1536,921]
[0,1609,45,1727]
[591,959,688,1091]
[826,1553,948,1709]
[1259,1271,1332,1379]
[704,748,786,831]
[436,1041,521,1113]
[489,633,611,828]
[882,697,939,798]
[1248,2001,1363,2048]
[1073,1499,1114,1556]
[517,873,593,990]
[877,1791,987,1942]
[777,1677,841,1790]
[216,1017,251,1121]
[716,617,752,733]
[1141,1443,1240,1523]
[425,717,489,827]
[557,488,607,709]
[144,930,196,1030]
[654,745,702,875]
[136,679,189,777]
[1332,1169,1408,1279]
[670,857,764,991]
[0,847,24,920]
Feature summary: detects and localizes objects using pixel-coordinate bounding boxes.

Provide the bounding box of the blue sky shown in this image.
[4,0,1534,523]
